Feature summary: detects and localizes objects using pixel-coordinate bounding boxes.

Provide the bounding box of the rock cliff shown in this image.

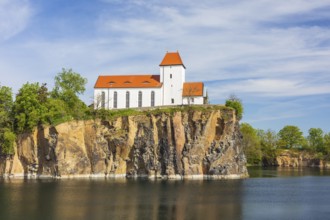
[273,150,330,168]
[1,106,248,179]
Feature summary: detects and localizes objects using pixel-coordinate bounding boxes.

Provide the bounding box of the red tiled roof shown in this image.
[182,82,204,97]
[94,75,162,88]
[159,52,185,68]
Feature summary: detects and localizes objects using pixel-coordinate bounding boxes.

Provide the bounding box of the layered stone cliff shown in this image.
[263,150,330,168]
[0,107,248,179]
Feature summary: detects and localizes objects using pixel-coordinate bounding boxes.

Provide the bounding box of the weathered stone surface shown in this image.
[1,107,248,179]
[274,150,330,168]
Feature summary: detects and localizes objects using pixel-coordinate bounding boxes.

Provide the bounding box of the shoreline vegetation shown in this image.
[241,123,330,168]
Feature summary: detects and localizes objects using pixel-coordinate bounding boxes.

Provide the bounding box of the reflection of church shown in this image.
[94,51,206,109]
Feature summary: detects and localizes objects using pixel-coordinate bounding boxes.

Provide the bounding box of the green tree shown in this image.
[13,83,48,132]
[225,95,243,120]
[257,129,278,150]
[323,133,330,156]
[1,130,16,155]
[0,85,15,155]
[44,98,70,124]
[278,125,305,149]
[38,83,49,104]
[240,123,262,165]
[0,85,13,128]
[52,68,88,119]
[307,128,324,153]
[54,68,87,95]
[257,129,278,165]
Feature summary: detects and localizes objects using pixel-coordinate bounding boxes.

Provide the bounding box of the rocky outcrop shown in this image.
[0,106,248,179]
[265,150,330,168]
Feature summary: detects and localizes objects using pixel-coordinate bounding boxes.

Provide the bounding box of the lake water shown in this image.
[1,167,330,220]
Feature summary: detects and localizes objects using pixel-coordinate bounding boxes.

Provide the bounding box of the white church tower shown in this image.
[159,52,186,105]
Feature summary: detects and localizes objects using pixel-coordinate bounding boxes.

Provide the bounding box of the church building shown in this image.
[94,51,206,109]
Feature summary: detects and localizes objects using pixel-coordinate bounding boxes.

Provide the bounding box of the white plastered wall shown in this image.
[182,96,204,105]
[160,65,185,106]
[94,88,162,109]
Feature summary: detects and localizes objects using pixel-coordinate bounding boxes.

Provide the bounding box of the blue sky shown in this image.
[1,0,330,135]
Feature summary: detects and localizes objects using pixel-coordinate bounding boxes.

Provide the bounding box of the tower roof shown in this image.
[159,51,185,68]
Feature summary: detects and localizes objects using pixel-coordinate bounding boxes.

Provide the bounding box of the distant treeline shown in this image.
[241,123,330,165]
[0,68,92,155]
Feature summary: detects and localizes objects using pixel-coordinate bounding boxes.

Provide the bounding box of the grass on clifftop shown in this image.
[93,105,231,121]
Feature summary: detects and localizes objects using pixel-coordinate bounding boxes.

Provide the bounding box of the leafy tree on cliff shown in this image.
[1,131,16,155]
[307,128,324,153]
[278,125,305,149]
[52,68,88,119]
[13,83,48,132]
[44,98,69,125]
[225,95,243,120]
[240,123,262,165]
[0,85,15,154]
[0,85,13,128]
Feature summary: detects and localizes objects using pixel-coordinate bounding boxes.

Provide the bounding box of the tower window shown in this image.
[170,74,172,79]
[171,98,174,104]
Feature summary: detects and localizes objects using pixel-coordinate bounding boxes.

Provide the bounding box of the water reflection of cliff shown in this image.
[0,179,243,220]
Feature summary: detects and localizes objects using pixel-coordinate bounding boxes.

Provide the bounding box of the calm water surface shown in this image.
[1,167,330,220]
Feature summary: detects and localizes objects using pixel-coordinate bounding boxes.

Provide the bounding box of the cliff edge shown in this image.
[0,106,248,179]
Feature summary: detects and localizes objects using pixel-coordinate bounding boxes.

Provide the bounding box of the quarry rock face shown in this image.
[273,150,330,168]
[1,107,248,179]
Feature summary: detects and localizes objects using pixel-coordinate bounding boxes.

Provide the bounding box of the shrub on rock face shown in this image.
[0,130,16,155]
[225,95,243,120]
[0,85,15,155]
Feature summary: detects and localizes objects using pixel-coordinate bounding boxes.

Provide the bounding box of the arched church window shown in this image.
[101,92,105,109]
[113,91,117,109]
[126,91,130,108]
[151,91,155,107]
[138,91,142,107]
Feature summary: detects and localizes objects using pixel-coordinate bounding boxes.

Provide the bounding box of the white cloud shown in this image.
[209,78,330,98]
[93,0,330,101]
[2,0,330,106]
[0,0,33,41]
